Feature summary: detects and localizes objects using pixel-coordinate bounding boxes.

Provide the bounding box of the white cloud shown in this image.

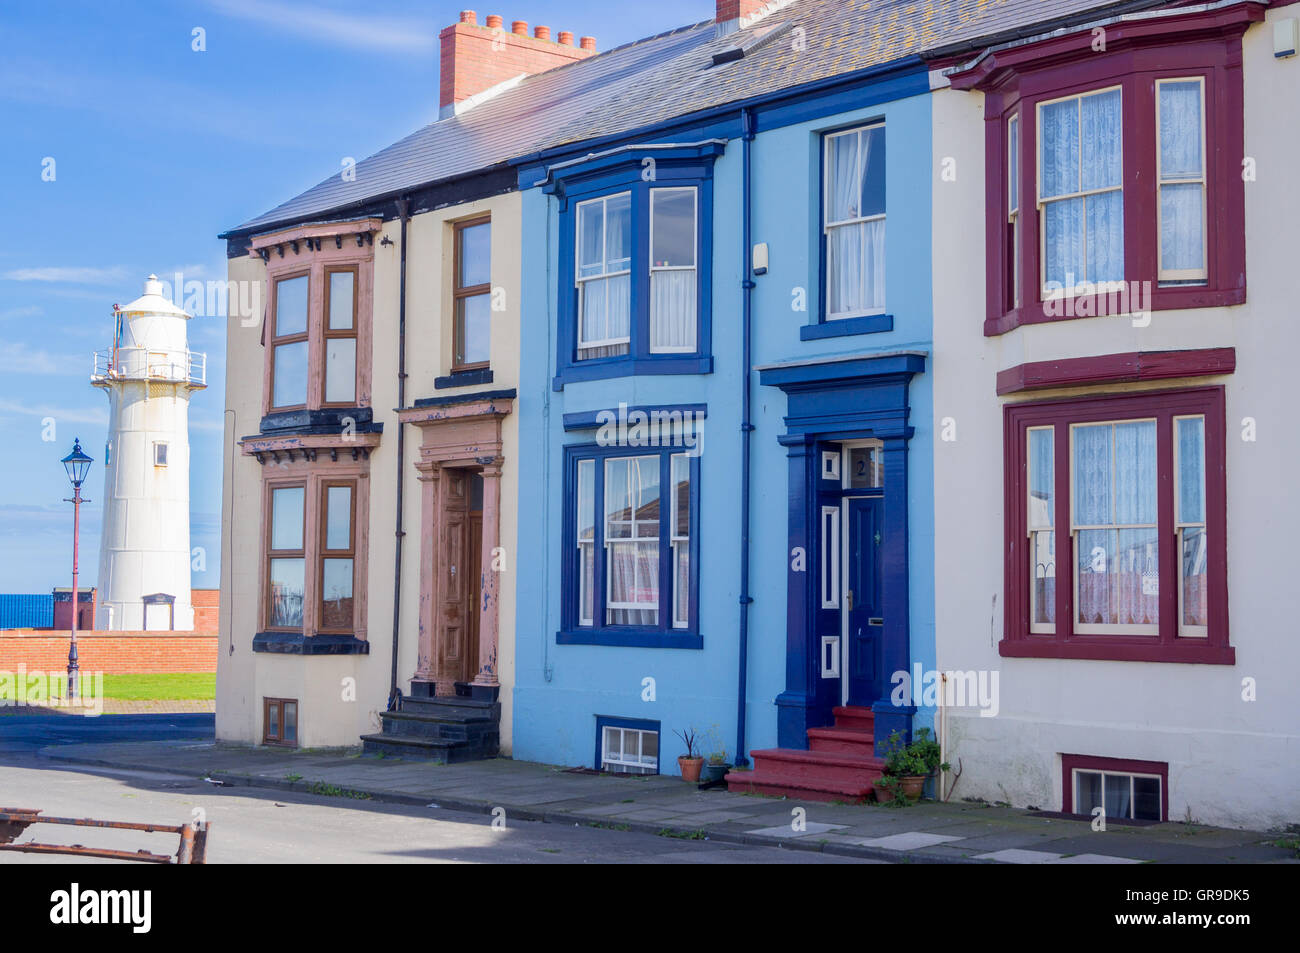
[0,399,107,426]
[0,343,81,376]
[1,266,132,285]
[206,0,435,53]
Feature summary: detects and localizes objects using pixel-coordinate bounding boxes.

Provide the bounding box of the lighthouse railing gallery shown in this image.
[91,346,206,387]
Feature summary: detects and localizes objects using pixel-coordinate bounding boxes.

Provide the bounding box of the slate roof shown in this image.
[222,0,1182,238]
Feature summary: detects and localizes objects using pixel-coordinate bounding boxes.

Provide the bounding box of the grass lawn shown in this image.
[101,673,216,701]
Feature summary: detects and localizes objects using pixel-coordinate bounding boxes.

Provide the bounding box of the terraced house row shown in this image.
[217,0,1300,829]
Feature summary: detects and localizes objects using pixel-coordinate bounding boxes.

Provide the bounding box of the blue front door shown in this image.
[845,496,884,707]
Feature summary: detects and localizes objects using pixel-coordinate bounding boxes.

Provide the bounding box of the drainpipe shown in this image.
[388,197,411,710]
[735,107,756,768]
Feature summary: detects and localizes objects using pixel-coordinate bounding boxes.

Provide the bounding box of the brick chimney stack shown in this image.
[439,11,597,116]
[716,0,772,35]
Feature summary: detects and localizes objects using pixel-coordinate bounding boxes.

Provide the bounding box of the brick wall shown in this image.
[0,631,218,674]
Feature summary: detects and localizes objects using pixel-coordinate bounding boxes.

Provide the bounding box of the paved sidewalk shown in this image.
[34,741,1298,864]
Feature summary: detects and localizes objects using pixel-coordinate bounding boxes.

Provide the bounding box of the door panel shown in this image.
[845,497,884,707]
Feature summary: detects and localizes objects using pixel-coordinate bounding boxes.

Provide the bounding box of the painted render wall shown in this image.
[929,11,1300,829]
[512,88,935,771]
[218,192,522,751]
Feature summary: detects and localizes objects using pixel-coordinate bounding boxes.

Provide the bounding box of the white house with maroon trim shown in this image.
[927,0,1300,829]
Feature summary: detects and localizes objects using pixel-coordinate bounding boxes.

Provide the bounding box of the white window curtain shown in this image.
[577,194,631,360]
[825,125,886,317]
[650,188,698,352]
[1158,79,1206,280]
[1040,89,1124,291]
[1073,421,1158,630]
[605,456,660,626]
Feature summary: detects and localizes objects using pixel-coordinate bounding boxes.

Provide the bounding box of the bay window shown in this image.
[324,267,357,405]
[267,485,306,629]
[1003,387,1231,663]
[957,9,1256,333]
[562,444,700,648]
[546,142,720,388]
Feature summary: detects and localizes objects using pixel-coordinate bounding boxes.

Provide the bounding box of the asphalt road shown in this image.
[0,714,879,864]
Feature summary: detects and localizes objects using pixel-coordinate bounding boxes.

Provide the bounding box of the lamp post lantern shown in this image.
[61,438,93,701]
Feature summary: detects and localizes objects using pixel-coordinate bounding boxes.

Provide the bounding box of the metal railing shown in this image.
[92,347,206,386]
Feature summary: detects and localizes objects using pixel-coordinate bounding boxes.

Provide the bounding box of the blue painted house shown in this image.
[510,0,948,797]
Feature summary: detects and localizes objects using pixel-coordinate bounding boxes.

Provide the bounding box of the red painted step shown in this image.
[723,769,875,804]
[807,725,876,757]
[749,748,886,786]
[832,705,874,733]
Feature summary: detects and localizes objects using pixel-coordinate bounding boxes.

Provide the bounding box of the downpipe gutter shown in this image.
[388,196,411,711]
[735,107,756,768]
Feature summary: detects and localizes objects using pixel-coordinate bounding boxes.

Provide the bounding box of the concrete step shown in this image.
[359,732,498,763]
[723,768,874,803]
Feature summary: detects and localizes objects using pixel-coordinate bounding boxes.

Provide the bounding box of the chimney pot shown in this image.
[512,20,528,35]
[459,10,476,24]
[485,14,503,28]
[580,36,596,51]
[558,30,574,45]
[534,25,551,41]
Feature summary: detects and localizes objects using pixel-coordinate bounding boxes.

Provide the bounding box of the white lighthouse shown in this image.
[91,275,206,631]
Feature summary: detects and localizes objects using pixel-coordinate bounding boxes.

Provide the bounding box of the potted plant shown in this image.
[873,728,948,805]
[674,727,704,782]
[700,725,730,783]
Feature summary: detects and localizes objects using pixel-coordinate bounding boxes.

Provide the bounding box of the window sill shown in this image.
[999,637,1234,665]
[258,406,382,436]
[252,631,370,655]
[557,629,703,649]
[435,367,494,389]
[985,287,1246,337]
[552,356,713,392]
[801,313,893,340]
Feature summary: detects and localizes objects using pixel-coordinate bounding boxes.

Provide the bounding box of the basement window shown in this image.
[264,697,298,747]
[598,717,659,775]
[1062,754,1167,822]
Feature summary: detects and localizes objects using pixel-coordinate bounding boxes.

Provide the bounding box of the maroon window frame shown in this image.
[949,4,1262,336]
[1061,754,1168,822]
[1002,386,1232,664]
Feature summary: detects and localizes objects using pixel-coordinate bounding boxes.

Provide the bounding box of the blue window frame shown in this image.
[560,442,701,648]
[804,121,894,340]
[544,143,722,389]
[595,715,660,774]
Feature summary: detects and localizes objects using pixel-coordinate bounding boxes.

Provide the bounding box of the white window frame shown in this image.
[1069,418,1160,636]
[1008,113,1021,308]
[576,459,595,627]
[1027,425,1056,635]
[669,453,691,630]
[601,725,658,775]
[820,505,840,609]
[604,455,660,621]
[1036,85,1125,298]
[649,186,698,354]
[575,192,632,353]
[1072,768,1163,821]
[823,122,886,321]
[1155,76,1209,283]
[1174,414,1208,638]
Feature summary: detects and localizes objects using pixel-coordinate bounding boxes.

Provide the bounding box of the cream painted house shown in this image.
[928,1,1300,829]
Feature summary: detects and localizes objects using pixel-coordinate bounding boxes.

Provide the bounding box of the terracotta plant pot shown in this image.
[901,775,927,799]
[872,778,897,804]
[678,756,704,782]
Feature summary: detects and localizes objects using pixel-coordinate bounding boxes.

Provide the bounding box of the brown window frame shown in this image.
[268,271,311,412]
[265,481,307,633]
[322,265,359,408]
[452,215,492,373]
[317,479,357,634]
[263,697,299,747]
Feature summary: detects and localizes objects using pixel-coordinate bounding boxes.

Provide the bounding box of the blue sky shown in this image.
[0,0,706,593]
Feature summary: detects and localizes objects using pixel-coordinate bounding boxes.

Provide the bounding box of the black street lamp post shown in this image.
[61,439,93,701]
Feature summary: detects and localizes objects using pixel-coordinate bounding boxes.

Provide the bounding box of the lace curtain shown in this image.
[827,128,885,315]
[1159,81,1205,275]
[650,270,696,351]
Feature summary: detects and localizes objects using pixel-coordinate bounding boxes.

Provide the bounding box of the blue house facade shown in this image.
[511,12,937,790]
